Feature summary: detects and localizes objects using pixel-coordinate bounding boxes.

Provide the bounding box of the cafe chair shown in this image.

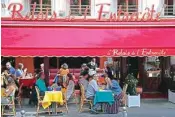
[1,89,16,116]
[72,90,79,105]
[35,86,50,116]
[15,83,23,108]
[119,84,128,117]
[122,84,128,107]
[60,89,69,113]
[79,84,93,112]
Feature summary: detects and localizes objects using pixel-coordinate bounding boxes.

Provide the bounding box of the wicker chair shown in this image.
[1,89,16,116]
[35,86,50,116]
[119,84,128,117]
[79,84,93,112]
[15,83,23,108]
[58,89,69,113]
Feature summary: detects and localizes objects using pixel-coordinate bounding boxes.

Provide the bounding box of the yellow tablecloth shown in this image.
[42,91,63,109]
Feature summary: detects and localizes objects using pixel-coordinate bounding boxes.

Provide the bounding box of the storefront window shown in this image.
[164,0,175,16]
[144,57,161,91]
[118,0,138,14]
[30,0,52,15]
[70,0,91,16]
[145,57,161,77]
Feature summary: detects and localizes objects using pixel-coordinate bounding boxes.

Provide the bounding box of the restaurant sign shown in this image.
[107,49,167,56]
[7,3,162,22]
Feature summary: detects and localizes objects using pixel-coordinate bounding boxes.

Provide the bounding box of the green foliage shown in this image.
[125,73,138,95]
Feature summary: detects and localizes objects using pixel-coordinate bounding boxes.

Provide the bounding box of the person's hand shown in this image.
[24,68,27,72]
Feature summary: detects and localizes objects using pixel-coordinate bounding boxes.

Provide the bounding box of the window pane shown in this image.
[118,0,138,14]
[164,0,175,16]
[30,0,52,15]
[70,0,91,16]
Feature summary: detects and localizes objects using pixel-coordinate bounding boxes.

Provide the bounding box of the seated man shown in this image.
[86,75,100,113]
[79,74,89,92]
[36,72,47,96]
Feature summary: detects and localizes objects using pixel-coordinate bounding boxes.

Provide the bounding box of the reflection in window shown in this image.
[30,0,52,15]
[70,0,91,16]
[164,0,175,16]
[145,57,161,78]
[118,0,138,14]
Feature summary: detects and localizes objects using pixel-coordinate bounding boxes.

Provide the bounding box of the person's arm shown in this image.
[93,80,99,92]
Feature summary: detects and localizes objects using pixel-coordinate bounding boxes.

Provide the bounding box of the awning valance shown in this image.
[2,27,175,57]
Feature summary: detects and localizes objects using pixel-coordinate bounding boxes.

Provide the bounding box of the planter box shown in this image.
[126,94,140,107]
[168,89,175,104]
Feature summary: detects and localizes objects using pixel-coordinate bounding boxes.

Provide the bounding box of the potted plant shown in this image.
[125,74,140,107]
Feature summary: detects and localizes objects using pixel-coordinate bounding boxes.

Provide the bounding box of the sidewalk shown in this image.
[16,99,175,117]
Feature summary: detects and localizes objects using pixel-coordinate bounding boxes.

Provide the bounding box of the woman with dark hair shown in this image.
[35,72,47,96]
[103,76,123,114]
[65,73,75,101]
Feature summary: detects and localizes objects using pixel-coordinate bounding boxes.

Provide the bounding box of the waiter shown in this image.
[87,58,98,71]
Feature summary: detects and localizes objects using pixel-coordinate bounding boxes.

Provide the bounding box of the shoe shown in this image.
[90,109,98,114]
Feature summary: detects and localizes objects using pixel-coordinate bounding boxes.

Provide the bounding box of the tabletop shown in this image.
[94,90,114,105]
[42,91,63,109]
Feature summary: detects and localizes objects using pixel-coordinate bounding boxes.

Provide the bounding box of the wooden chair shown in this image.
[1,89,16,116]
[118,84,128,117]
[79,84,93,112]
[72,90,79,105]
[58,89,69,113]
[35,86,50,116]
[121,84,128,107]
[15,83,23,108]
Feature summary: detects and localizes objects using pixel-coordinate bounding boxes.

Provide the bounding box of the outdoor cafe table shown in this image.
[94,90,115,111]
[42,91,63,115]
[19,78,36,87]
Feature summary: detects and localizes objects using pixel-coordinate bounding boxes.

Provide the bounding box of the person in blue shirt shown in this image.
[6,62,16,77]
[15,63,27,79]
[6,62,19,87]
[104,75,123,114]
[105,75,122,96]
[36,72,47,96]
[86,75,100,113]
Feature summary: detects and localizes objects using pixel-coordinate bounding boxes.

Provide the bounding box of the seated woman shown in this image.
[36,72,47,96]
[104,76,123,114]
[65,74,75,101]
[59,63,69,83]
[1,78,17,104]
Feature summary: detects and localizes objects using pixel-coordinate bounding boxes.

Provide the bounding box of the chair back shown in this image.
[35,86,41,100]
[62,88,67,102]
[17,83,23,97]
[79,84,86,100]
[122,84,128,94]
[9,89,16,104]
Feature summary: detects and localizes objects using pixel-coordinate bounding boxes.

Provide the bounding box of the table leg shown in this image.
[51,102,63,115]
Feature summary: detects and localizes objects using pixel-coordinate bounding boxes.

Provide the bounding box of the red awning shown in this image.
[2,27,175,57]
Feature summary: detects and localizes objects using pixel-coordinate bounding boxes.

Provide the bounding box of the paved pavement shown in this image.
[16,99,175,117]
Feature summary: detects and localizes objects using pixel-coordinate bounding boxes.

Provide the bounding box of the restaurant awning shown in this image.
[2,27,175,57]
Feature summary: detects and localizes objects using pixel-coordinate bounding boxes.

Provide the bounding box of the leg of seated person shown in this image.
[40,91,45,96]
[1,97,9,104]
[87,96,100,112]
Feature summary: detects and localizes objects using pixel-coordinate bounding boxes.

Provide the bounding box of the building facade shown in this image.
[1,0,175,97]
[1,0,175,18]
